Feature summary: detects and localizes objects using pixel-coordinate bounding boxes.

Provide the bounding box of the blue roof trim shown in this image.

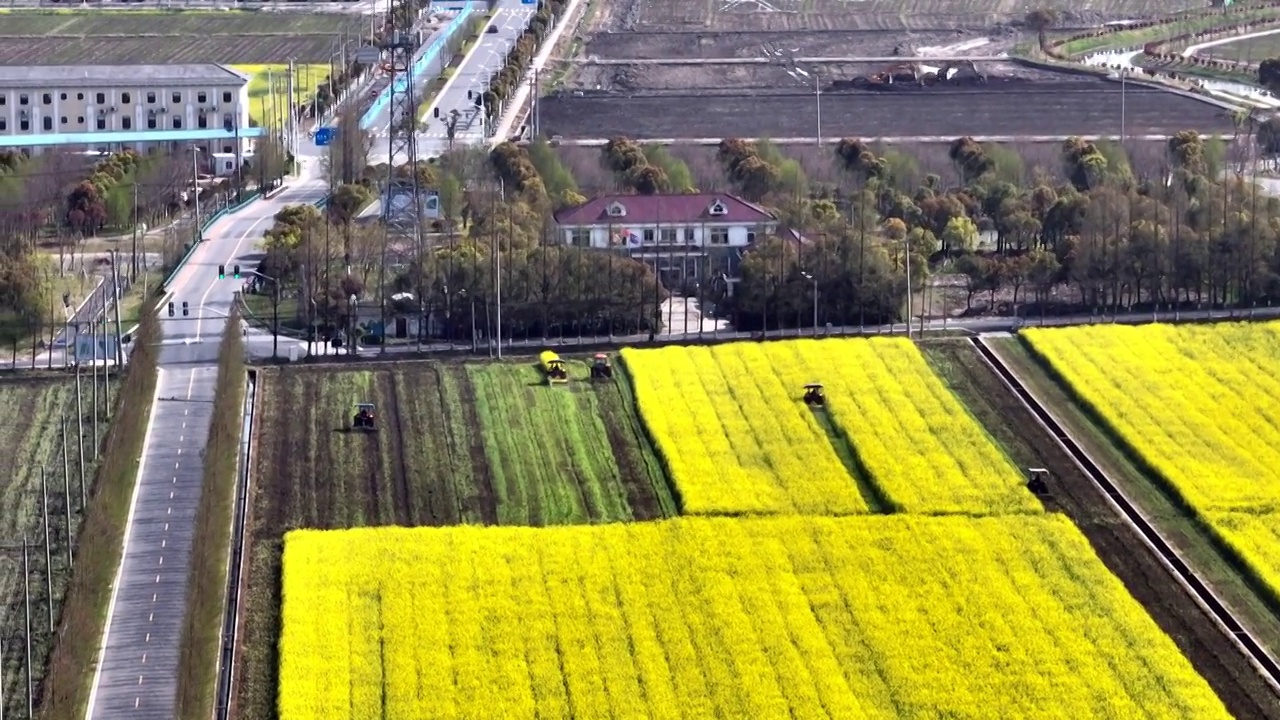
[0,127,266,148]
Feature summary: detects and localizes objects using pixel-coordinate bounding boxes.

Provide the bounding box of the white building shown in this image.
[0,64,264,161]
[553,193,781,291]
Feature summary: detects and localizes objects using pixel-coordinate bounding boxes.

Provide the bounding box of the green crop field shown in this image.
[0,11,365,65]
[0,375,115,719]
[234,359,677,720]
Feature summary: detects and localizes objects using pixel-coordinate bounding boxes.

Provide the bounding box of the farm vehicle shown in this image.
[349,402,377,431]
[541,350,569,385]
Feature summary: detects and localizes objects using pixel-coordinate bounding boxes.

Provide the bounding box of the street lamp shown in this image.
[800,271,818,337]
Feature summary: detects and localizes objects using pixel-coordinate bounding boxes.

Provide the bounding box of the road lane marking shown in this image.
[159,557,163,566]
[162,539,166,548]
[138,675,143,685]
[134,698,139,709]
[141,653,146,664]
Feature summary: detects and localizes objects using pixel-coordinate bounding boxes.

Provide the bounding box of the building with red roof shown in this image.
[552,193,779,291]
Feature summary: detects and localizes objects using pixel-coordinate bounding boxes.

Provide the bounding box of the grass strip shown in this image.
[37,297,159,720]
[175,304,245,719]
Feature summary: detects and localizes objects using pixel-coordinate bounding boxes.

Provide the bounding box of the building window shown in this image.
[0,119,5,131]
[197,92,207,104]
[60,116,67,125]
[95,92,105,105]
[42,117,52,131]
[41,93,51,105]
[59,92,66,101]
[197,113,208,129]
[222,91,232,104]
[710,228,730,245]
[222,144,232,154]
[77,116,84,124]
[147,115,157,129]
[568,229,590,247]
[19,119,29,131]
[0,95,5,106]
[173,117,183,129]
[747,231,757,244]
[121,92,131,104]
[172,91,182,104]
[76,92,83,101]
[684,228,696,243]
[223,113,234,130]
[18,94,28,106]
[146,92,156,104]
[659,228,678,245]
[122,116,132,130]
[96,117,106,130]
[642,229,656,245]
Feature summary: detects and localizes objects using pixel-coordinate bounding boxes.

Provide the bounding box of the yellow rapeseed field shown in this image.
[769,338,1038,515]
[620,344,869,515]
[1024,322,1280,513]
[279,516,1230,720]
[623,339,1037,516]
[1024,321,1280,604]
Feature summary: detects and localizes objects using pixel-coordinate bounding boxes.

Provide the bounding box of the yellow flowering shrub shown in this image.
[620,344,868,515]
[279,516,1230,720]
[1024,321,1280,604]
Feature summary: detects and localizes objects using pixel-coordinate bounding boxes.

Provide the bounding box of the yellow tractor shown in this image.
[803,383,825,407]
[590,353,614,379]
[540,350,569,385]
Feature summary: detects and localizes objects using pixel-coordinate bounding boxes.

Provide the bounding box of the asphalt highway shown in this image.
[84,141,329,718]
[417,3,536,157]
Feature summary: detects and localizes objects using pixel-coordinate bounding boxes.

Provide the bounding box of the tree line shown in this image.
[250,124,1280,342]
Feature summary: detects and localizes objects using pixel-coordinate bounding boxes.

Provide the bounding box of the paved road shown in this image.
[416,3,536,157]
[85,365,216,720]
[257,303,1280,363]
[85,127,330,719]
[364,20,454,140]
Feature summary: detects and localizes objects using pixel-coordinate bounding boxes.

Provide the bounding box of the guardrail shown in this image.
[214,368,257,720]
[359,4,475,130]
[160,190,264,291]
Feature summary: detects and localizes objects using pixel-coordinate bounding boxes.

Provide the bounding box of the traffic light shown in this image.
[181,301,189,317]
[167,302,175,317]
[233,264,241,279]
[218,264,226,279]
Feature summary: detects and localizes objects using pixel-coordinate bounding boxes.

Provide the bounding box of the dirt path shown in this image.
[923,340,1280,719]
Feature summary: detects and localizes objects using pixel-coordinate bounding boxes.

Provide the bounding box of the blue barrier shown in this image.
[359,5,476,130]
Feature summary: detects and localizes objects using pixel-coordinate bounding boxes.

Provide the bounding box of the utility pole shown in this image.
[815,73,822,147]
[496,179,504,358]
[130,179,140,280]
[22,538,32,720]
[61,417,72,568]
[191,147,202,245]
[111,250,124,366]
[381,0,423,355]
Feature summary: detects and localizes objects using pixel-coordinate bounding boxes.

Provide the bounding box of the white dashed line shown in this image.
[167,507,171,515]
[137,675,143,685]
[158,557,164,566]
[154,574,160,583]
[151,594,156,602]
[164,523,169,531]
[141,653,146,664]
[162,539,166,548]
[134,698,140,709]
[175,462,180,469]
[169,491,174,500]
[177,449,182,455]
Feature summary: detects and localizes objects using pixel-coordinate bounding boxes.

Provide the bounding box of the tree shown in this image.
[1025,8,1058,48]
[941,216,980,254]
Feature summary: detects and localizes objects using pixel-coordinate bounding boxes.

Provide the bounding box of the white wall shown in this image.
[562,222,774,249]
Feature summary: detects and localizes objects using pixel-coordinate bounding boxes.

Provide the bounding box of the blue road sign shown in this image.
[314,127,336,146]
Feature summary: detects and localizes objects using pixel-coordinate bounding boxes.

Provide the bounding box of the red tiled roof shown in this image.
[554,193,778,226]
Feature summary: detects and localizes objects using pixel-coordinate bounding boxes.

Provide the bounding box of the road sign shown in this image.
[314,127,336,146]
[355,45,382,65]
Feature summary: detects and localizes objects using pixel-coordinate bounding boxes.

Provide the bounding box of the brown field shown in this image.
[600,0,1211,33]
[0,11,366,64]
